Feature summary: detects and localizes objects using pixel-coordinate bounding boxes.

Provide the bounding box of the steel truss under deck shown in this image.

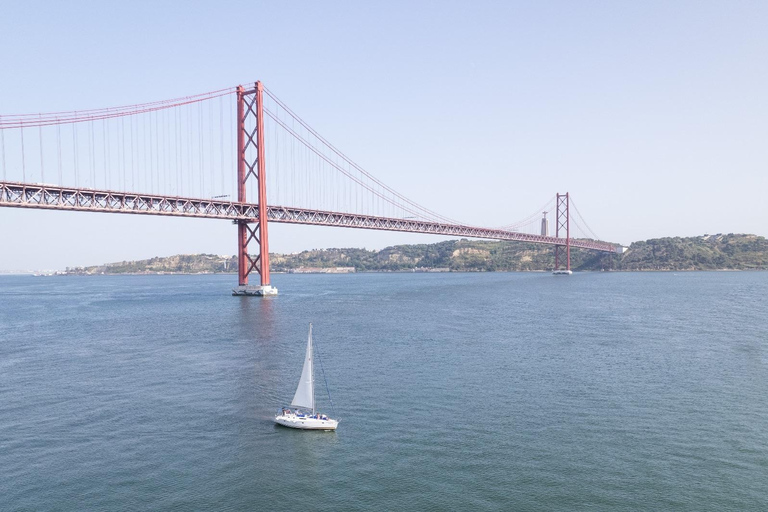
[0,181,622,253]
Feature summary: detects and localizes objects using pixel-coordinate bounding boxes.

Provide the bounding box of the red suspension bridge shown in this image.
[0,82,622,294]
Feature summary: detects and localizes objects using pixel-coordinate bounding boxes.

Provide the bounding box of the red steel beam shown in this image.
[554,192,573,270]
[236,85,249,286]
[0,181,623,254]
[255,81,271,286]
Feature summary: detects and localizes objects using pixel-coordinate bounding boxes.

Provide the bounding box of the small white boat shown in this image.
[552,269,573,275]
[275,324,339,431]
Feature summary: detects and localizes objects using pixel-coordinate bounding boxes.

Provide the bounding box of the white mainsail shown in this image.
[290,324,314,412]
[275,323,338,431]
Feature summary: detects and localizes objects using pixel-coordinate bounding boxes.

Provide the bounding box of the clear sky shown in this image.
[1,1,767,271]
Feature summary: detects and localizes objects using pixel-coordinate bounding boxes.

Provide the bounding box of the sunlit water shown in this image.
[1,272,767,511]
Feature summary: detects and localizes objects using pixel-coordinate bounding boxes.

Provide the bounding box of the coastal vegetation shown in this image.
[65,234,767,274]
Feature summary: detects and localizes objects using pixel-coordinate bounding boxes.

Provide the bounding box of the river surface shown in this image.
[1,272,767,511]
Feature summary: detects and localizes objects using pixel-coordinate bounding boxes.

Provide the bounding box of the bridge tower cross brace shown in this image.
[233,82,276,296]
[554,192,571,272]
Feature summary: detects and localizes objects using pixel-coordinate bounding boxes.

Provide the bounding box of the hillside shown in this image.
[65,234,768,274]
[618,234,768,271]
[69,254,237,275]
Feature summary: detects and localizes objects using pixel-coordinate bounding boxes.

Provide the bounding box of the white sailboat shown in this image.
[274,324,339,431]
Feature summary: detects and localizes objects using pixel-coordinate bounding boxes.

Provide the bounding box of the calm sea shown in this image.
[1,272,767,511]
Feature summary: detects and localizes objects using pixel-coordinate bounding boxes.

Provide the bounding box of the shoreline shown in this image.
[7,268,765,276]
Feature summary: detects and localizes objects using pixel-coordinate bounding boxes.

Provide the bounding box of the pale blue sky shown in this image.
[1,1,767,270]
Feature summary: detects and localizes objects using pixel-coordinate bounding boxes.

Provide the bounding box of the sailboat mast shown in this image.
[310,323,315,415]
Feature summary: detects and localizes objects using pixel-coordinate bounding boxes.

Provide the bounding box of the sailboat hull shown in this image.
[275,414,338,431]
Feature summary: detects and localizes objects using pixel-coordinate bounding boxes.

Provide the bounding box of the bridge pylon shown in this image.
[232,82,277,296]
[553,192,572,275]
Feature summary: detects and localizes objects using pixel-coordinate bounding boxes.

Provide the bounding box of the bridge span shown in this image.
[0,181,621,252]
[0,81,623,294]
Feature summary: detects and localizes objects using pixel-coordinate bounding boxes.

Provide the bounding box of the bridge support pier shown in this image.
[553,192,572,275]
[232,82,277,296]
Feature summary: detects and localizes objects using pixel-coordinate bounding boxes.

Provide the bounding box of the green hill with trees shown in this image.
[66,234,767,274]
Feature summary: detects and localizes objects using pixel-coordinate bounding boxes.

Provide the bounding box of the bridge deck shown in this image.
[0,181,621,253]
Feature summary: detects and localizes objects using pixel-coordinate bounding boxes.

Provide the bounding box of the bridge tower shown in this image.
[553,192,572,275]
[232,82,277,296]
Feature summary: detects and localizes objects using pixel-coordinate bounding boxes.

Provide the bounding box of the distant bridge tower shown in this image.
[553,193,572,275]
[232,82,277,296]
[540,211,549,236]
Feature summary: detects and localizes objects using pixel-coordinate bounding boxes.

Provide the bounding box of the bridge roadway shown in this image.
[0,181,622,253]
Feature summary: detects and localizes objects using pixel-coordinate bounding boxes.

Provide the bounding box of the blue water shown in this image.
[1,272,767,510]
